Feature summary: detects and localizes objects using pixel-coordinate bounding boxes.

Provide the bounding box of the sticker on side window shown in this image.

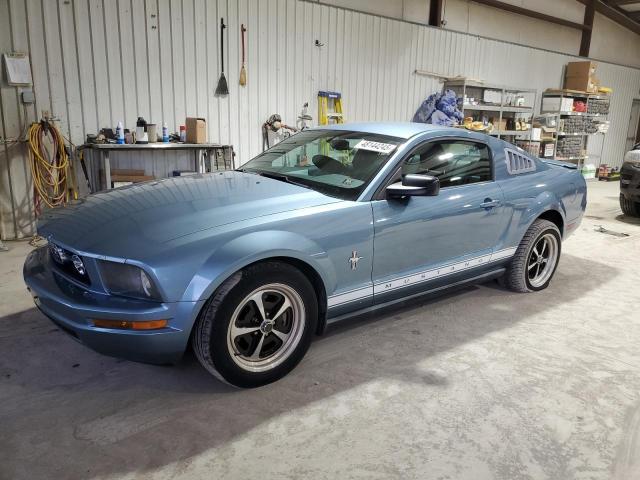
[354,140,396,154]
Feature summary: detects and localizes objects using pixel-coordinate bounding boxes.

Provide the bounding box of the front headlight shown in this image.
[98,261,162,301]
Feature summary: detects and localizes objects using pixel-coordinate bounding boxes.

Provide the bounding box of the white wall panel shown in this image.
[334,0,640,68]
[591,13,640,69]
[2,0,640,240]
[1,0,36,240]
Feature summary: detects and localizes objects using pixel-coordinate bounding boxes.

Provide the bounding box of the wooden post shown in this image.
[580,1,596,58]
[429,0,443,27]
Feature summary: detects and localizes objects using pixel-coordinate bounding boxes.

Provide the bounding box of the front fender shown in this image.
[182,230,334,303]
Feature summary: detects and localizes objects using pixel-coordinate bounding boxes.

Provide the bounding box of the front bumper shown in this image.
[620,161,640,201]
[23,246,204,364]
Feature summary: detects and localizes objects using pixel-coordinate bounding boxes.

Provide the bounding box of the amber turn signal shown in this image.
[92,319,168,330]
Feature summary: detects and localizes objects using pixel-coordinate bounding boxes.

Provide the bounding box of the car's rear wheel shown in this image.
[192,262,318,388]
[620,194,640,217]
[501,219,562,293]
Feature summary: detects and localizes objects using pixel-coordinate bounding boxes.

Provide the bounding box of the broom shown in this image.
[239,24,247,86]
[215,18,229,95]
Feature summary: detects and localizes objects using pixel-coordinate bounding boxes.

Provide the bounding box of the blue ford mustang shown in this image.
[24,123,586,387]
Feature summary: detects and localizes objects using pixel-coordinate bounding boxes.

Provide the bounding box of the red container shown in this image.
[573,100,587,112]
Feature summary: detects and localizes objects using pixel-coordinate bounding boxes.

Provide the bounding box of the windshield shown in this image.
[240,129,403,200]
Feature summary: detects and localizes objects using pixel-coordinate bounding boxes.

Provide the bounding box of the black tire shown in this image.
[192,262,318,388]
[501,219,562,293]
[620,194,640,217]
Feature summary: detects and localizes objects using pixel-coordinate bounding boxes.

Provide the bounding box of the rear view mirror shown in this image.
[386,174,440,198]
[330,138,350,151]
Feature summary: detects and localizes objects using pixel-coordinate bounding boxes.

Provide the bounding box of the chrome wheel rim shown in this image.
[527,233,559,288]
[227,283,305,372]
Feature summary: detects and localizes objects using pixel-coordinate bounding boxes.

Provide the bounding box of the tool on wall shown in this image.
[297,102,313,130]
[215,18,229,96]
[27,116,75,214]
[239,24,247,86]
[76,147,92,192]
[261,114,297,152]
[318,91,343,125]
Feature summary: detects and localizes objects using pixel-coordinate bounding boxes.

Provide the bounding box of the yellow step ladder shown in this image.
[318,91,343,125]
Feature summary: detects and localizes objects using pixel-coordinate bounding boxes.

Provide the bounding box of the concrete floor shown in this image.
[1,181,640,480]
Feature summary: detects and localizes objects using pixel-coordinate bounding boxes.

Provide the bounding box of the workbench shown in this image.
[82,143,234,192]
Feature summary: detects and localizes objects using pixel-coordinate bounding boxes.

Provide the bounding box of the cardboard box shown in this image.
[565,76,598,93]
[483,89,502,104]
[542,97,574,113]
[566,61,597,78]
[186,117,207,144]
[112,168,145,176]
[564,61,598,93]
[101,169,154,188]
[111,174,155,183]
[491,118,507,131]
[531,127,542,141]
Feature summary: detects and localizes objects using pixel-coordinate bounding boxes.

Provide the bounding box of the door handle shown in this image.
[480,198,501,209]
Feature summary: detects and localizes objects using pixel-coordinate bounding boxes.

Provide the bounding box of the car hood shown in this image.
[38,171,341,257]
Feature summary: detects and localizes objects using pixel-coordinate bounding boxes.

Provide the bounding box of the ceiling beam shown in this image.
[574,0,640,35]
[608,0,640,6]
[469,0,592,30]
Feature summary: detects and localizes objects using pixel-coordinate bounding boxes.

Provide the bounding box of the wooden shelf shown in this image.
[489,130,532,136]
[543,89,610,100]
[464,104,533,113]
[540,110,607,117]
[446,79,536,93]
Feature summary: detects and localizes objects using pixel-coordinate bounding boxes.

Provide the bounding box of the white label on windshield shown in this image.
[354,140,396,154]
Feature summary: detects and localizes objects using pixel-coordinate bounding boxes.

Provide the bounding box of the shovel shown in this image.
[215,18,229,95]
[239,24,247,86]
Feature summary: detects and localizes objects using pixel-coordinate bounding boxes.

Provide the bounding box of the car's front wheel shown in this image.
[192,262,318,388]
[501,219,562,293]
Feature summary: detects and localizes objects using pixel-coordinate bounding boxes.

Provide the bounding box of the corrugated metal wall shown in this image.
[1,0,640,239]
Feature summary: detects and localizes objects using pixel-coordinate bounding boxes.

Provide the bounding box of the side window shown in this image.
[401,140,492,188]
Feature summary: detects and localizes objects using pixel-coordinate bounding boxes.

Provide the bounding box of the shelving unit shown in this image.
[442,79,538,145]
[537,90,610,169]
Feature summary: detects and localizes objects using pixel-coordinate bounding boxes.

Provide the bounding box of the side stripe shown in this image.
[327,247,517,308]
[490,247,518,261]
[326,286,374,308]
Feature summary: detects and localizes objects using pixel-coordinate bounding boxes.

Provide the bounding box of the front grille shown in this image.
[48,242,91,285]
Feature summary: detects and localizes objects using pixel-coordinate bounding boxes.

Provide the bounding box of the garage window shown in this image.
[402,140,492,188]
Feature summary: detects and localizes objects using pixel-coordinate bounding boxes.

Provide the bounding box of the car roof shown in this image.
[312,122,461,140]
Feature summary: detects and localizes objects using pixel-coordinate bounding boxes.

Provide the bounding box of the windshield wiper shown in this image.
[257,171,312,190]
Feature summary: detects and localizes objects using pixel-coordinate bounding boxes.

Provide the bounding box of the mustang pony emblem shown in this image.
[349,251,363,270]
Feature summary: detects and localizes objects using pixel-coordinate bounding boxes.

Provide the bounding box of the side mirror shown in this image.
[386,174,440,198]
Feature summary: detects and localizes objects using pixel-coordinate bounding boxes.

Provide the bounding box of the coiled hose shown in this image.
[27,121,73,214]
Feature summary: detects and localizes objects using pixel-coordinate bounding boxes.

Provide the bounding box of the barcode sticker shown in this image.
[354,140,396,154]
